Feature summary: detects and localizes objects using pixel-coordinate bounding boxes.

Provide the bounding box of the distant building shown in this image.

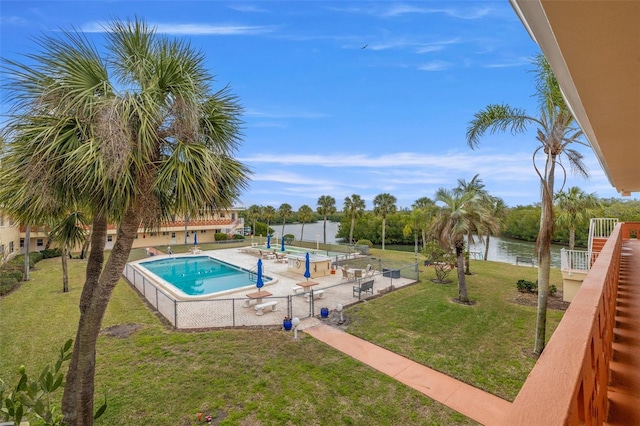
[0,208,20,264]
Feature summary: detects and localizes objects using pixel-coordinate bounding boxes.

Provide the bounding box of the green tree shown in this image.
[373,193,397,250]
[482,197,507,261]
[431,188,494,303]
[0,19,249,424]
[246,205,262,236]
[412,197,436,250]
[277,203,293,239]
[48,210,89,292]
[343,194,366,244]
[317,195,336,244]
[454,174,489,274]
[297,204,314,242]
[403,207,430,259]
[555,187,600,250]
[262,205,277,230]
[467,54,589,355]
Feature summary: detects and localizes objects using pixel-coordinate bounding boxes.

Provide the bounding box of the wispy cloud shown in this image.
[0,16,29,26]
[484,56,532,68]
[378,4,494,20]
[227,4,270,13]
[417,60,454,71]
[244,109,329,119]
[81,21,277,36]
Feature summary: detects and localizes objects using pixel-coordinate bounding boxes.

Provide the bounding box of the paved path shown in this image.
[304,322,511,426]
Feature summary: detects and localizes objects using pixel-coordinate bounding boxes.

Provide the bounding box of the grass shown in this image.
[0,254,475,425]
[0,247,566,424]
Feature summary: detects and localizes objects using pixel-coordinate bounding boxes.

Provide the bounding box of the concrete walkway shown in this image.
[304,322,511,426]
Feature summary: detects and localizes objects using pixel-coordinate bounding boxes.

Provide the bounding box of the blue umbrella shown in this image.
[256,259,264,291]
[193,232,198,246]
[266,234,271,249]
[304,252,311,280]
[281,236,286,252]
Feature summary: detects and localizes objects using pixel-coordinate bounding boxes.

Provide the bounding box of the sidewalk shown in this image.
[304,322,511,426]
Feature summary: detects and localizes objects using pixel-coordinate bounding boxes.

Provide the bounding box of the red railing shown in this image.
[501,223,623,425]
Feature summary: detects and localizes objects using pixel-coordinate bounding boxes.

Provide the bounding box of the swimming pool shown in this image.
[137,256,273,298]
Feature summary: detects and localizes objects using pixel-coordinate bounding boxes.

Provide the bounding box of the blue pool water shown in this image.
[139,256,266,296]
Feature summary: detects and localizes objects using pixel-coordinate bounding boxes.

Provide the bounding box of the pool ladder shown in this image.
[248,265,258,283]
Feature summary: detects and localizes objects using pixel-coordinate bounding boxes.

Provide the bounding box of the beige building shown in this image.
[0,208,20,264]
[19,208,246,253]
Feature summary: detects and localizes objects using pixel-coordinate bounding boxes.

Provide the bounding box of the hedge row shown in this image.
[0,251,52,297]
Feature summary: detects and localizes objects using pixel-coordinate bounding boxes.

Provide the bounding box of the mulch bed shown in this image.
[512,291,570,311]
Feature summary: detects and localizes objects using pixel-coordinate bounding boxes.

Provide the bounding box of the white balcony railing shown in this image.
[560,248,599,275]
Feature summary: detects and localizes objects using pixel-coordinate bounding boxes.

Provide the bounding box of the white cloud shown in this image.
[80,21,276,36]
[417,60,454,71]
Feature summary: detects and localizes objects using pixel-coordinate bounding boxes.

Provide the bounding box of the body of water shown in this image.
[274,222,563,268]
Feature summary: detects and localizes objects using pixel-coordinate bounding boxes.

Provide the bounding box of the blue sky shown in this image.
[0,1,627,211]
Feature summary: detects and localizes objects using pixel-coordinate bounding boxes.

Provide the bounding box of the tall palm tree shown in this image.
[48,210,89,292]
[246,204,262,236]
[555,187,600,250]
[277,203,293,239]
[403,207,430,260]
[373,193,397,250]
[262,205,276,232]
[467,54,589,356]
[431,188,496,303]
[343,194,366,244]
[317,195,336,244]
[297,204,314,242]
[0,19,249,424]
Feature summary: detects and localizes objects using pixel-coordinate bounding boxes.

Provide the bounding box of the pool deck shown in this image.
[132,246,417,329]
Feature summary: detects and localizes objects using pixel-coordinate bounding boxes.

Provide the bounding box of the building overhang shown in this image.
[510,0,640,196]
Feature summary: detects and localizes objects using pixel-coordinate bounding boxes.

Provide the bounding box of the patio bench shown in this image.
[305,289,325,301]
[292,286,305,295]
[254,300,278,316]
[353,279,374,300]
[516,256,535,266]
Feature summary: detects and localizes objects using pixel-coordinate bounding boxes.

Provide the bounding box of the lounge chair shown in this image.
[353,269,363,283]
[364,264,374,278]
[341,267,350,282]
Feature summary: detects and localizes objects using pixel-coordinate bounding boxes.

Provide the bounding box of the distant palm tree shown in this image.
[555,187,600,250]
[317,195,336,244]
[297,204,314,242]
[373,193,397,250]
[48,210,89,292]
[412,197,436,250]
[482,197,507,261]
[246,205,262,236]
[278,203,293,239]
[431,188,495,303]
[403,207,430,259]
[467,54,589,355]
[343,194,366,244]
[454,174,489,275]
[262,205,276,231]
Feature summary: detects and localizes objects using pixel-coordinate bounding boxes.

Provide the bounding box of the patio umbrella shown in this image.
[281,236,286,252]
[266,234,271,249]
[304,252,311,280]
[193,232,198,246]
[256,259,264,291]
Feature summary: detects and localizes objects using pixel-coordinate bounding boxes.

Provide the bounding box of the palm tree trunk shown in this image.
[323,216,327,244]
[349,216,355,244]
[300,222,305,242]
[421,229,427,251]
[569,227,576,250]
[456,241,468,302]
[465,233,472,274]
[80,226,92,259]
[62,247,69,292]
[484,234,490,261]
[24,225,31,281]
[381,217,386,250]
[62,207,141,425]
[534,154,556,356]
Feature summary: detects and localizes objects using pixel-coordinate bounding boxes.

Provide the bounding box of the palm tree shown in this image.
[317,195,336,244]
[431,188,496,303]
[343,194,366,244]
[412,197,436,250]
[467,54,589,355]
[246,205,262,236]
[454,174,489,274]
[297,204,314,242]
[482,197,507,261]
[555,187,600,250]
[373,193,397,250]
[48,211,89,292]
[262,205,276,232]
[277,203,293,239]
[403,207,430,260]
[0,19,249,424]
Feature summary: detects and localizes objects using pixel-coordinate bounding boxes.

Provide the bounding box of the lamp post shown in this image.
[292,317,300,339]
[336,304,344,324]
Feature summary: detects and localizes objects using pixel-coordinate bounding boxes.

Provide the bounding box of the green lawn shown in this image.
[0,248,565,425]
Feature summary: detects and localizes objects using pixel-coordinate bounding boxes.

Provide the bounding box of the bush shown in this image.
[284,234,295,244]
[516,279,537,293]
[41,248,62,259]
[232,234,245,240]
[214,233,228,241]
[355,239,373,248]
[549,284,558,295]
[0,276,20,296]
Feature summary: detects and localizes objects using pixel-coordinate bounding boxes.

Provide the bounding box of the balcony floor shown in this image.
[606,240,640,425]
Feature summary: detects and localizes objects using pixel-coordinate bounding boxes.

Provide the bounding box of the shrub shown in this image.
[284,234,295,244]
[232,234,245,240]
[355,239,373,248]
[0,276,20,296]
[549,284,558,295]
[516,279,536,293]
[40,248,62,259]
[214,233,228,241]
